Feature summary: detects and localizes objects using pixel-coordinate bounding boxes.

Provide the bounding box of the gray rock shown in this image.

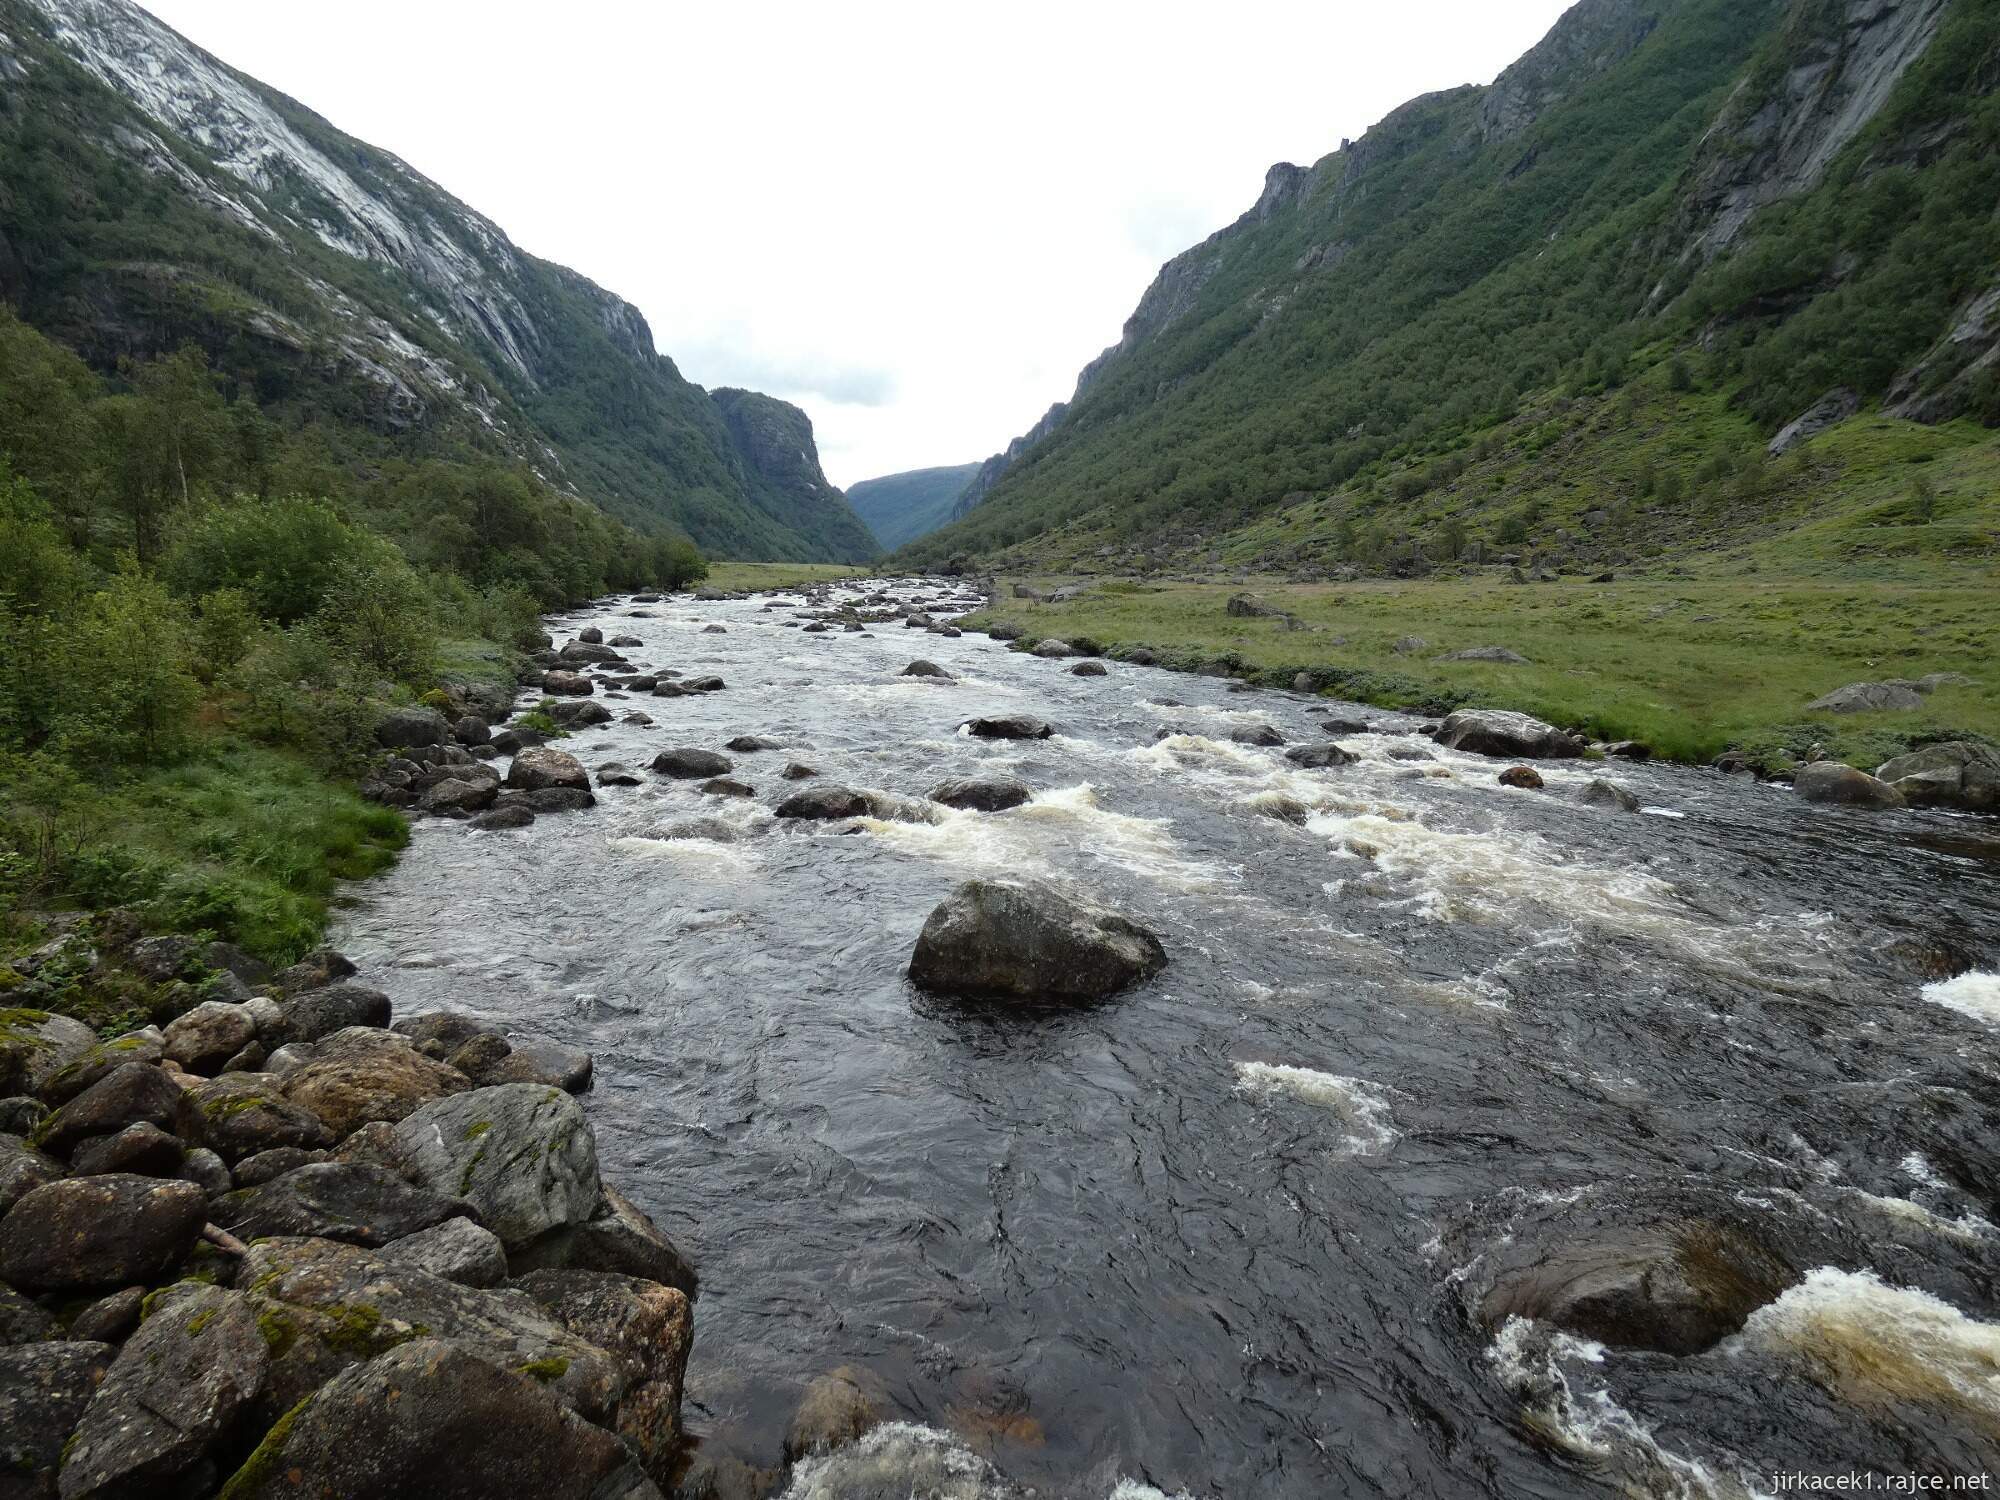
[381,1216,508,1287]
[124,935,201,983]
[510,1185,697,1301]
[375,705,450,750]
[163,1002,258,1076]
[270,949,355,996]
[774,786,871,820]
[1284,743,1357,769]
[540,670,595,696]
[699,778,755,799]
[1580,779,1642,812]
[1391,635,1428,655]
[32,1063,205,1159]
[1805,681,1925,714]
[1875,741,2000,812]
[187,1075,329,1164]
[1794,761,1907,809]
[1228,724,1285,747]
[927,778,1033,812]
[900,661,953,679]
[1434,709,1584,759]
[0,1096,47,1135]
[38,1033,165,1110]
[650,748,733,779]
[70,1121,184,1178]
[178,1147,232,1199]
[230,1146,328,1188]
[393,1012,500,1054]
[723,736,784,752]
[0,1010,96,1099]
[963,715,1052,740]
[1438,646,1529,664]
[213,1337,663,1500]
[514,1268,693,1470]
[280,1029,470,1139]
[0,1175,207,1291]
[0,1343,114,1493]
[58,1284,267,1499]
[1071,660,1108,677]
[595,762,643,787]
[394,1084,603,1249]
[213,1162,470,1247]
[507,747,592,793]
[473,805,536,830]
[271,983,392,1047]
[548,699,612,729]
[2,1133,63,1217]
[419,776,501,815]
[1029,638,1075,659]
[780,762,819,780]
[520,786,596,813]
[67,1286,144,1345]
[484,1041,594,1095]
[908,878,1168,1003]
[0,1280,59,1345]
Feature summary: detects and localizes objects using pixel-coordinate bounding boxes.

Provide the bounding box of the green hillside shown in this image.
[846,463,981,550]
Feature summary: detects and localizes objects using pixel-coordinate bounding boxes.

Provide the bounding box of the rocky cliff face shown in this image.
[708,390,876,562]
[0,0,871,561]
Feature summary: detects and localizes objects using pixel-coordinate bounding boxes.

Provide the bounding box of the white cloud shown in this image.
[137,0,1575,488]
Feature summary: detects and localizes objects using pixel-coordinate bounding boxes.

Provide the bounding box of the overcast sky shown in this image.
[141,0,1575,488]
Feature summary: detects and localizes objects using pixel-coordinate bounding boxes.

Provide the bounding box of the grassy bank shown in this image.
[969,574,1998,768]
[702,560,868,592]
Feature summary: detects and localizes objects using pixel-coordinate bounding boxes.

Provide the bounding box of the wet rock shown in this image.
[780,762,819,780]
[1580,779,1641,812]
[510,1185,697,1301]
[1434,709,1584,759]
[542,671,595,697]
[1498,765,1545,790]
[521,786,596,813]
[900,661,953,679]
[1875,741,2000,812]
[489,727,546,755]
[927,778,1033,812]
[452,714,491,747]
[190,1075,329,1163]
[68,1286,144,1344]
[215,1337,662,1500]
[33,1063,205,1159]
[231,1146,327,1188]
[508,747,592,794]
[381,1216,508,1288]
[395,1013,499,1054]
[514,1268,693,1469]
[374,706,449,750]
[484,1041,594,1095]
[964,715,1052,740]
[0,1342,113,1493]
[178,1147,232,1200]
[548,699,612,729]
[1070,660,1108,677]
[1386,746,1434,762]
[270,983,392,1047]
[59,1283,267,1498]
[1794,761,1906,809]
[163,1002,258,1076]
[595,762,643,787]
[681,676,726,693]
[699,778,755,799]
[394,1084,602,1250]
[281,1029,471,1138]
[723,736,783,752]
[651,748,733,780]
[1805,681,1924,713]
[1,1134,63,1216]
[71,1121,185,1178]
[0,1281,58,1344]
[1481,1222,1797,1356]
[1603,740,1652,761]
[1319,717,1371,734]
[271,949,355,996]
[1028,639,1075,659]
[1228,724,1285,747]
[1438,646,1529,663]
[774,786,871,820]
[0,1010,95,1099]
[447,1031,513,1080]
[213,1162,470,1247]
[908,878,1168,1002]
[0,1175,206,1291]
[607,634,642,648]
[473,805,536,831]
[577,626,604,644]
[785,1366,885,1460]
[1284,743,1357,769]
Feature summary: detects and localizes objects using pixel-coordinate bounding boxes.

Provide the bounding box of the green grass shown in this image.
[701,561,868,592]
[974,573,1997,767]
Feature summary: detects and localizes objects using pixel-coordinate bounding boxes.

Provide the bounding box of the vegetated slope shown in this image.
[903,0,1999,576]
[844,462,981,550]
[0,0,871,561]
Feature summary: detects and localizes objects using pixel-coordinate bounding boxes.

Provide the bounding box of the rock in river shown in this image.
[908,878,1167,1002]
[963,715,1052,740]
[651,748,733,780]
[927,777,1033,812]
[775,786,872,820]
[507,747,592,794]
[1433,709,1584,759]
[1793,761,1906,809]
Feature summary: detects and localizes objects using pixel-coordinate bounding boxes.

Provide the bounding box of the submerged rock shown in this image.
[1579,778,1641,812]
[1284,743,1357,769]
[908,878,1167,1002]
[785,1365,886,1460]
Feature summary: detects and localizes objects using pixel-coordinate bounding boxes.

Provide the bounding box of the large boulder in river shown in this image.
[1434,709,1584,759]
[0,1174,206,1291]
[394,1083,603,1249]
[215,1337,663,1500]
[1793,761,1906,809]
[775,786,871,820]
[507,747,592,793]
[963,715,1053,740]
[927,777,1033,812]
[901,660,953,679]
[650,748,732,780]
[908,879,1167,1002]
[1874,741,2000,812]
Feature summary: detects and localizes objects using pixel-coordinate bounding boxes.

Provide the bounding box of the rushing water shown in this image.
[334,579,2000,1499]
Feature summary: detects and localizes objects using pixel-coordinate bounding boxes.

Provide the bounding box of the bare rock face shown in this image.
[213,1338,663,1500]
[1794,761,1907,809]
[908,879,1168,1003]
[1434,710,1584,759]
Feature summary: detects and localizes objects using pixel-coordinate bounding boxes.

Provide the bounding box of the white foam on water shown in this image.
[1845,1190,1994,1244]
[1233,1062,1399,1156]
[1108,1483,1194,1500]
[779,1422,1014,1500]
[1921,970,2000,1025]
[1737,1267,2000,1423]
[1489,1318,1763,1498]
[609,834,758,872]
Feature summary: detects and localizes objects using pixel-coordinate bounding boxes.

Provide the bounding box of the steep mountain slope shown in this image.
[0,0,871,561]
[707,389,875,562]
[906,0,1997,573]
[845,462,981,550]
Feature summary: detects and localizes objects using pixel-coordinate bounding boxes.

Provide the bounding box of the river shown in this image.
[334,578,2000,1500]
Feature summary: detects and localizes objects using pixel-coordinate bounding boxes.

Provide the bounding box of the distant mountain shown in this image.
[0,0,874,562]
[904,0,1997,572]
[845,463,981,550]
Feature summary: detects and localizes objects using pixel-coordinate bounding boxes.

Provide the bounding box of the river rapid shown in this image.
[334,578,2000,1500]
